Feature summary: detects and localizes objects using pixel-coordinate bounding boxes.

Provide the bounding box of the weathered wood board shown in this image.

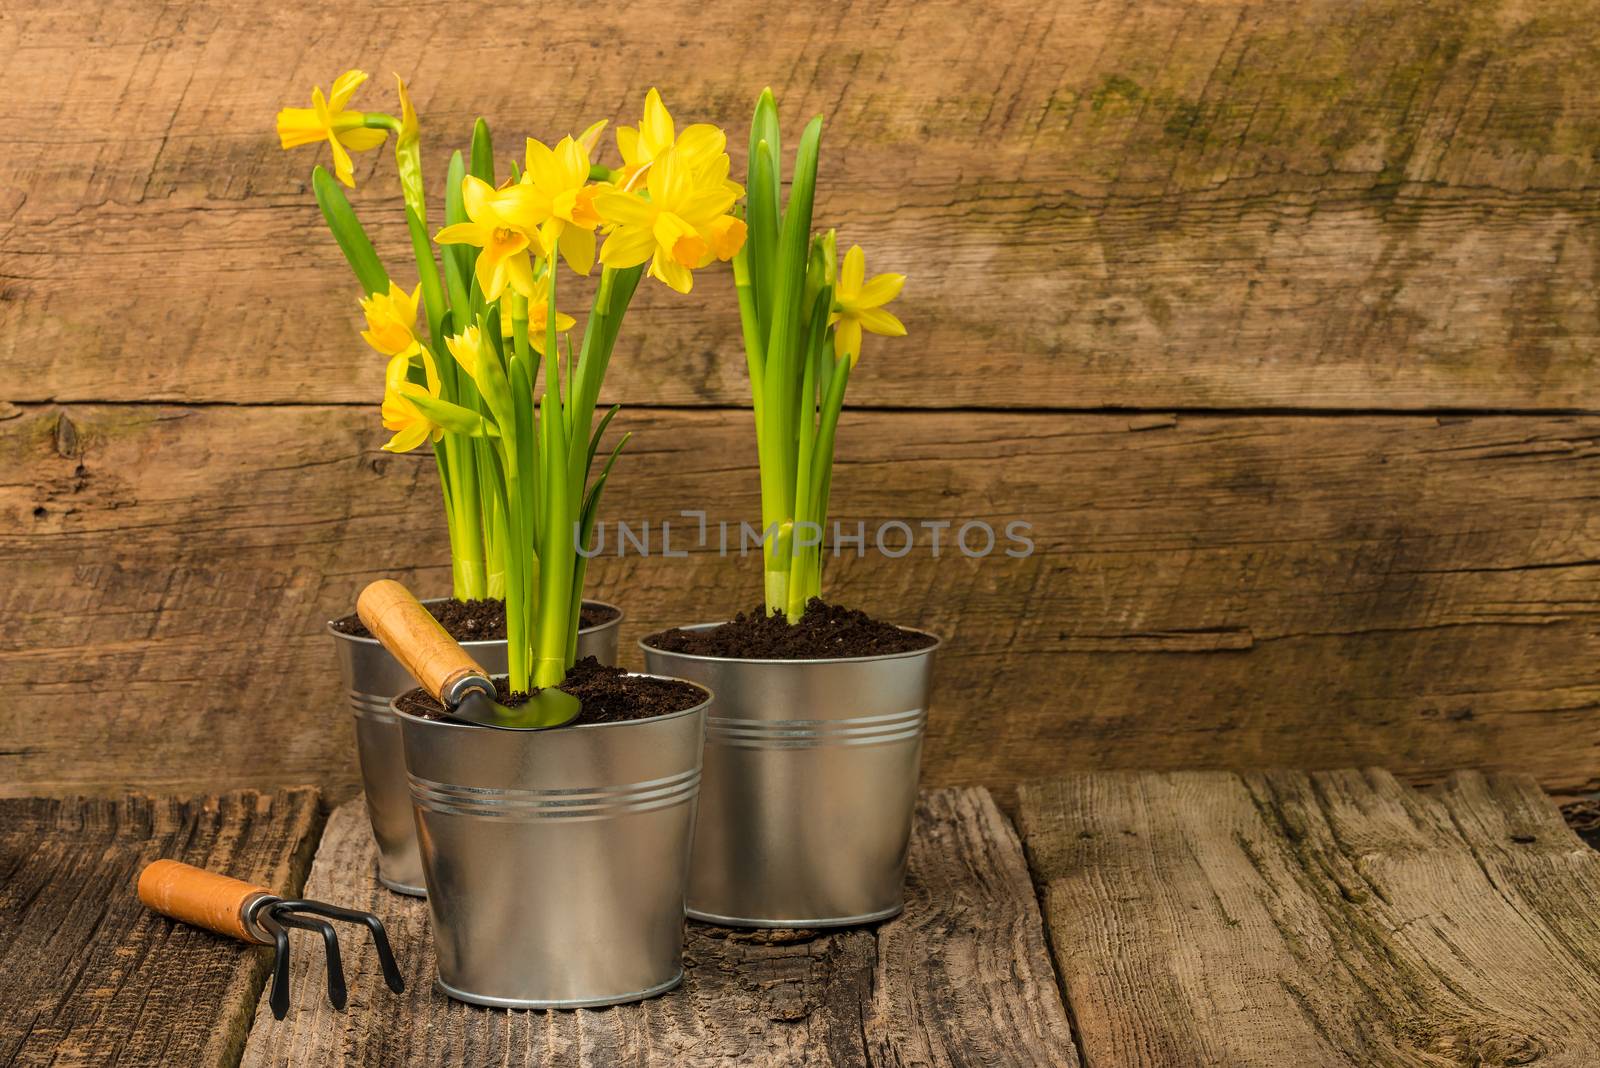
[5,0,1600,409]
[0,789,321,1068]
[1019,770,1600,1067]
[240,789,1076,1067]
[5,405,1599,804]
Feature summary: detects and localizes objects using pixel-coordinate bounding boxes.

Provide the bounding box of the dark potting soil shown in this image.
[331,598,619,642]
[643,598,936,659]
[394,657,704,726]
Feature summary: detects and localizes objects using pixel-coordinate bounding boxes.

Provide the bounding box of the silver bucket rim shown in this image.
[637,620,941,666]
[327,597,625,650]
[388,670,713,736]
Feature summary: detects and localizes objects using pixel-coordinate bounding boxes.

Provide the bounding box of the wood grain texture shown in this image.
[0,789,321,1068]
[4,0,1600,409]
[239,789,1076,1067]
[4,403,1599,803]
[1018,770,1600,1067]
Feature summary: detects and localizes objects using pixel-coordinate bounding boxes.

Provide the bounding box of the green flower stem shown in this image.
[532,269,574,689]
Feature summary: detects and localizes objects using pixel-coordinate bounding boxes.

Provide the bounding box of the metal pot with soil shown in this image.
[359,581,709,1009]
[329,596,623,895]
[641,600,938,928]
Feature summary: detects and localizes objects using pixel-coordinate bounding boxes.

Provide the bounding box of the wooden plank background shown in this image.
[3,0,1598,804]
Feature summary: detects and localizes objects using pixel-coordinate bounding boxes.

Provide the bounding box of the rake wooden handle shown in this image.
[357,579,488,704]
[137,859,272,944]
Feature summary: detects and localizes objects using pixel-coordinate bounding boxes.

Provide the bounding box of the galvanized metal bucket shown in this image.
[394,677,708,1009]
[329,600,622,895]
[641,626,939,927]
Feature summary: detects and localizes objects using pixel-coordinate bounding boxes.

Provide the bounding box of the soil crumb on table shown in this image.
[332,598,618,642]
[644,599,936,659]
[395,658,703,725]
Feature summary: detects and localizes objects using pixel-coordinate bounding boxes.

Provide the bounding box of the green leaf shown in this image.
[579,434,628,553]
[585,404,621,483]
[467,311,516,430]
[469,118,495,184]
[406,392,499,437]
[746,139,779,346]
[405,204,447,348]
[442,151,473,315]
[312,166,388,295]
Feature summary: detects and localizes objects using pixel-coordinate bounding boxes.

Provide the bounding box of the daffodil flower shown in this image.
[830,245,906,365]
[613,90,712,178]
[515,132,605,275]
[359,282,423,360]
[493,275,576,354]
[433,176,536,300]
[380,351,444,453]
[445,325,486,388]
[595,148,742,293]
[276,70,389,188]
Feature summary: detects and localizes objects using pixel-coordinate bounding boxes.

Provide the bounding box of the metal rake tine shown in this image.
[272,908,348,1010]
[284,899,406,994]
[255,909,293,1021]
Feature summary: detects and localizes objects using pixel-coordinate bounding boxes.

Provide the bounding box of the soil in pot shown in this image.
[332,598,619,642]
[643,598,936,659]
[395,658,704,726]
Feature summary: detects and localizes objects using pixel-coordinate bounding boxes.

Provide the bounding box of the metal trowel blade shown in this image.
[446,687,581,731]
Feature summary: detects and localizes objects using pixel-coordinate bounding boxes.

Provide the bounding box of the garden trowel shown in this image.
[356,579,580,730]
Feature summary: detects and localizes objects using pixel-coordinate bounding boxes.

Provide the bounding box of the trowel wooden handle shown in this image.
[357,579,488,703]
[137,859,272,944]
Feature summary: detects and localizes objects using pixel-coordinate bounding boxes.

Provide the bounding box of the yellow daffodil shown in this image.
[434,176,537,300]
[276,70,389,188]
[445,325,485,385]
[380,350,444,453]
[595,148,743,293]
[359,282,423,360]
[615,89,730,188]
[515,132,605,275]
[493,274,576,353]
[830,245,906,365]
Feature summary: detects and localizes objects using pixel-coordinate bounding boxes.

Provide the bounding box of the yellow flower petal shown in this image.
[838,245,866,298]
[594,190,655,228]
[328,69,370,112]
[857,307,906,337]
[599,226,657,269]
[578,119,608,157]
[327,133,356,187]
[675,124,726,165]
[382,420,430,453]
[833,318,864,365]
[649,248,694,294]
[338,127,389,152]
[558,225,596,276]
[856,272,906,309]
[615,126,641,168]
[641,88,674,155]
[460,175,499,223]
[524,137,560,190]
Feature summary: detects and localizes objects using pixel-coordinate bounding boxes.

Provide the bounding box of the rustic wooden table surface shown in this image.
[5,773,1599,1067]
